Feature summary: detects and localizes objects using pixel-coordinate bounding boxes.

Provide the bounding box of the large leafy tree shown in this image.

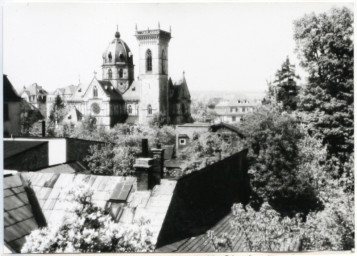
[239,107,322,217]
[274,57,300,111]
[294,7,354,164]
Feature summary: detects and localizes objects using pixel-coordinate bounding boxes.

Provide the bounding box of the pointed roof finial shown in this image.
[183,70,185,77]
[115,25,120,38]
[158,22,160,29]
[170,25,171,33]
[135,23,138,31]
[93,71,97,77]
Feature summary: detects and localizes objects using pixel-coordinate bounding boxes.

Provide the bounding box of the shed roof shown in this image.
[4,141,48,159]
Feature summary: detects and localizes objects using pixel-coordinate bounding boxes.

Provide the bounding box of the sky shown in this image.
[2,2,353,94]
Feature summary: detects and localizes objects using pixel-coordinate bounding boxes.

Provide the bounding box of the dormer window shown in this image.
[119,54,125,62]
[93,86,98,98]
[146,49,152,72]
[108,69,112,79]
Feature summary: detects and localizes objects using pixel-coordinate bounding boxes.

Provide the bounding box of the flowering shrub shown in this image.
[21,183,155,253]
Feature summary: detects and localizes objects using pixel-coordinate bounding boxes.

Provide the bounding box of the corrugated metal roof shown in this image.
[4,174,39,253]
[6,172,177,249]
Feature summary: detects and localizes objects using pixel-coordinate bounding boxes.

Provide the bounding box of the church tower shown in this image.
[135,24,171,124]
[102,28,134,93]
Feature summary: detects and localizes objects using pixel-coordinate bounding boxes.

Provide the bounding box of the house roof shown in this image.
[210,123,245,139]
[20,83,48,97]
[156,212,299,252]
[3,75,22,102]
[4,141,48,159]
[18,172,177,245]
[4,174,39,252]
[35,161,88,174]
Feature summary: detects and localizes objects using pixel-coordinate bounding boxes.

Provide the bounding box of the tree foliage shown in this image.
[294,7,354,164]
[21,182,155,253]
[239,107,322,217]
[274,57,300,111]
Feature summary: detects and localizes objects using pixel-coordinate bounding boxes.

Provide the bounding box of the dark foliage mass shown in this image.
[294,7,354,165]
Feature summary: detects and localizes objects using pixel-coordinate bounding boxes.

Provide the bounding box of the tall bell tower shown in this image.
[135,24,171,124]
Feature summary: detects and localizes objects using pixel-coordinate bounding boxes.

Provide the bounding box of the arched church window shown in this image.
[93,86,98,98]
[108,52,112,62]
[162,50,166,74]
[146,49,152,72]
[128,105,132,114]
[147,104,152,115]
[119,69,123,78]
[108,69,112,79]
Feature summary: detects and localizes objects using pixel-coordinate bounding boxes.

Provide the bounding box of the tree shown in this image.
[294,7,354,164]
[49,95,67,125]
[85,144,138,176]
[239,107,322,217]
[273,57,300,111]
[21,182,155,253]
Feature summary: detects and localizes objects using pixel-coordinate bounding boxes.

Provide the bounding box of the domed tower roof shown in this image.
[102,28,133,64]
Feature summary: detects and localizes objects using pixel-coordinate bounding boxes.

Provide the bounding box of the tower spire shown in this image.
[158,22,160,29]
[115,25,120,38]
[135,23,138,31]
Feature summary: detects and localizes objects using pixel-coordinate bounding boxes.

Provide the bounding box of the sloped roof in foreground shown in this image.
[156,212,300,252]
[19,172,177,244]
[4,174,38,252]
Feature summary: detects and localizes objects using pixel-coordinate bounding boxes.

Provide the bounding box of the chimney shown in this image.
[133,141,165,191]
[141,138,149,157]
[41,120,46,137]
[151,148,165,179]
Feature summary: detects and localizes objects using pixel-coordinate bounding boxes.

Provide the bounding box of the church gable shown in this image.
[82,78,122,102]
[82,78,107,101]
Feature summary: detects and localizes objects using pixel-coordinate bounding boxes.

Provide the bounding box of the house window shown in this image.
[93,86,98,97]
[179,139,186,145]
[128,105,132,114]
[4,104,9,121]
[108,69,112,79]
[242,107,246,112]
[147,104,152,115]
[146,49,152,72]
[232,116,236,122]
[119,69,123,78]
[162,50,166,74]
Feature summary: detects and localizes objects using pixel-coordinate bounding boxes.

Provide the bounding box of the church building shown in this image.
[64,25,193,128]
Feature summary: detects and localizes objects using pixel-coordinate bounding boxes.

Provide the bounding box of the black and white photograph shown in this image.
[2,1,354,253]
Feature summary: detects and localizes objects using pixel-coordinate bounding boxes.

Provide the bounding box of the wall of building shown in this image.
[4,143,49,171]
[156,149,250,247]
